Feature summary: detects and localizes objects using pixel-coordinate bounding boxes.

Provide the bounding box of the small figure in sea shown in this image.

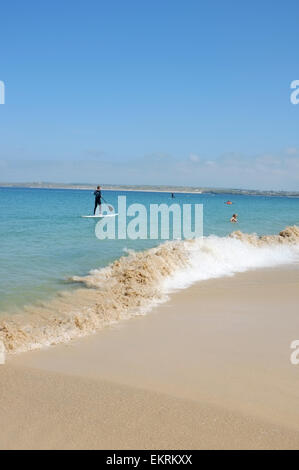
[171,193,175,199]
[230,213,238,223]
[225,200,233,205]
[94,185,102,215]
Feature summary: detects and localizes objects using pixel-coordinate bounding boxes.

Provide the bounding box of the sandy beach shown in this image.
[1,265,299,449]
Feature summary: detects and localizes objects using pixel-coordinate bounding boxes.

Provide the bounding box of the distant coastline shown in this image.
[0,182,299,197]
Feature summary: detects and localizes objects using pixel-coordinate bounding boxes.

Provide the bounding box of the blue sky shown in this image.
[0,0,299,189]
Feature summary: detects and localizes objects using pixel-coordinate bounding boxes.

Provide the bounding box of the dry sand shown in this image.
[1,265,299,449]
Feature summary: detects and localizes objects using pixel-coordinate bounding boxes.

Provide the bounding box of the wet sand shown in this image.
[1,266,299,449]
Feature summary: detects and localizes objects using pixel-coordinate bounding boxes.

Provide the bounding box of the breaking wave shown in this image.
[1,226,299,354]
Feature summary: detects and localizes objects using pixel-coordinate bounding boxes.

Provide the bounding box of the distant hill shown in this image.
[0,182,299,197]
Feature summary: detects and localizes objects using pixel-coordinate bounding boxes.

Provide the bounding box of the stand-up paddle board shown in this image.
[81,214,118,218]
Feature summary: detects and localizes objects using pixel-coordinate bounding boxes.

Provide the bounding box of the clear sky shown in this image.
[0,0,299,189]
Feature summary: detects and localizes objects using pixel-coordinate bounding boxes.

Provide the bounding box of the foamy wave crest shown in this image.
[1,227,299,354]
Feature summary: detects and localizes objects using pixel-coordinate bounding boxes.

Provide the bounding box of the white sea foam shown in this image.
[164,235,299,292]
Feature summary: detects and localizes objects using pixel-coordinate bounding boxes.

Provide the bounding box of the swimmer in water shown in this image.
[230,213,238,223]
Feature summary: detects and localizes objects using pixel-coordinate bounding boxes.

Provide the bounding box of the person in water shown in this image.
[230,213,238,223]
[94,185,102,215]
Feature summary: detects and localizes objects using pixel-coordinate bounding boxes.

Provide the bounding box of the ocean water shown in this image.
[1,187,299,353]
[1,187,299,313]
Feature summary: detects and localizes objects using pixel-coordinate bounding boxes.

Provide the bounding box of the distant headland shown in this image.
[0,182,299,197]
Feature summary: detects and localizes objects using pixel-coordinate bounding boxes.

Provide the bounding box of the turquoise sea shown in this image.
[1,187,299,315]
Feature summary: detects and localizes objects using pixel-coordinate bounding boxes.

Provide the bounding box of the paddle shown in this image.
[101,195,114,212]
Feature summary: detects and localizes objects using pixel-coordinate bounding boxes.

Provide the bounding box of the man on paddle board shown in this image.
[94,186,102,215]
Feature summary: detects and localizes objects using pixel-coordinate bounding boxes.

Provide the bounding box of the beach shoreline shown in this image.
[2,227,299,355]
[2,264,299,449]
